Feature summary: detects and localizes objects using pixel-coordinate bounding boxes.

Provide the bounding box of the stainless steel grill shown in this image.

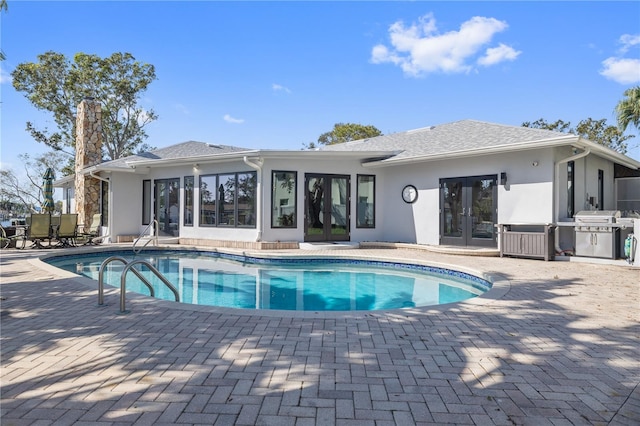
[574,210,620,225]
[574,210,621,258]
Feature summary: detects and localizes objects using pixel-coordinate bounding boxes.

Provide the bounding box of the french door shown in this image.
[154,178,180,237]
[440,175,497,247]
[304,174,350,242]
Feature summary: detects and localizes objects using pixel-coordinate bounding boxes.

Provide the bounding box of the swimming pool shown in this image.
[45,249,492,311]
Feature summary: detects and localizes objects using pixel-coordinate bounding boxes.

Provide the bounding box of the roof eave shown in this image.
[576,139,640,169]
[123,149,261,167]
[118,149,396,168]
[256,149,396,160]
[361,134,640,169]
[52,174,75,187]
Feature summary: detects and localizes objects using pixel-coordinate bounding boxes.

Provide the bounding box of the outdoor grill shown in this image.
[574,210,621,259]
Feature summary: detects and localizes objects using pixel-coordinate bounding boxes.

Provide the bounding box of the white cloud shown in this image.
[478,43,521,66]
[599,33,640,84]
[223,114,245,124]
[272,83,291,94]
[600,57,640,84]
[618,33,640,54]
[0,66,11,84]
[371,13,519,76]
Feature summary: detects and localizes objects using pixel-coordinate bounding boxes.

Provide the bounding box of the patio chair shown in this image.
[77,213,102,246]
[50,215,61,233]
[23,214,52,249]
[54,214,78,247]
[0,225,26,249]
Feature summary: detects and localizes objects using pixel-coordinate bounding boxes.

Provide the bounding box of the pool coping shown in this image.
[32,244,511,318]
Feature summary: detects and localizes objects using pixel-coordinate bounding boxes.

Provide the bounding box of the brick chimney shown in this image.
[74,98,103,228]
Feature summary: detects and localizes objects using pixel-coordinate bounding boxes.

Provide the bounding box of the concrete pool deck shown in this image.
[1,245,638,425]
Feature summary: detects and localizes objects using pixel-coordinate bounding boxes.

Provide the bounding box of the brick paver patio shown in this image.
[1,245,638,425]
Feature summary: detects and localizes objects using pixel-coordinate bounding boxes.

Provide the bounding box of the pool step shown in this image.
[299,242,360,250]
[134,236,180,246]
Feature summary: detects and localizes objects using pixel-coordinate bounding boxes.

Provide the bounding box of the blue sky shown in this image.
[2,0,640,176]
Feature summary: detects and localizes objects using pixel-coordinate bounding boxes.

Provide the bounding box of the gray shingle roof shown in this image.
[99,141,252,170]
[83,121,638,173]
[319,120,573,161]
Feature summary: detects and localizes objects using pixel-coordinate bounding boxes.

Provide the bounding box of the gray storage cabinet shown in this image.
[500,224,555,261]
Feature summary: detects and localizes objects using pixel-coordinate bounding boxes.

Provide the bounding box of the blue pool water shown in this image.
[45,250,491,311]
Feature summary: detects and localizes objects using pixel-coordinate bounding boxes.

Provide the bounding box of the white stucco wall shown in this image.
[260,157,386,243]
[496,149,556,224]
[102,146,624,248]
[377,148,556,245]
[109,172,144,238]
[553,148,618,252]
[585,155,615,211]
[105,150,557,246]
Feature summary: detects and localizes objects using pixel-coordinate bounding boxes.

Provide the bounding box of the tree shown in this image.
[573,118,631,154]
[12,51,158,163]
[521,118,571,133]
[0,152,67,213]
[522,117,633,154]
[0,0,7,61]
[615,86,640,134]
[307,123,383,148]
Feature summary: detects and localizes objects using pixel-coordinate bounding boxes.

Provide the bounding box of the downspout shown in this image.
[89,170,110,183]
[243,156,264,242]
[554,143,590,255]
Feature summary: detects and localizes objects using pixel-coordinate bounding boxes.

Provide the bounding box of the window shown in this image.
[237,172,257,227]
[184,176,194,226]
[356,175,375,228]
[65,187,73,214]
[142,180,151,225]
[218,174,235,226]
[271,171,297,227]
[101,180,109,226]
[598,169,604,210]
[567,161,575,218]
[199,172,257,228]
[199,175,217,226]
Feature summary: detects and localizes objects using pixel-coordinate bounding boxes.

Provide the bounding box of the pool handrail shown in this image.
[133,220,158,254]
[98,256,155,306]
[120,259,180,313]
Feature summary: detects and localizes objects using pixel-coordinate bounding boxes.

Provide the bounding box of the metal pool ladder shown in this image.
[98,256,180,313]
[132,220,158,254]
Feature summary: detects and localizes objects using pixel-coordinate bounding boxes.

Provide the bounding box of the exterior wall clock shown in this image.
[402,184,418,203]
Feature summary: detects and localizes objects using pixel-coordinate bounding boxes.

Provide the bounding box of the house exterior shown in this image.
[57,119,640,256]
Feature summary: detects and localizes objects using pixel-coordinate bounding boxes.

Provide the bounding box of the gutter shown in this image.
[124,149,392,169]
[554,143,590,255]
[89,170,110,183]
[127,150,261,167]
[243,156,264,242]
